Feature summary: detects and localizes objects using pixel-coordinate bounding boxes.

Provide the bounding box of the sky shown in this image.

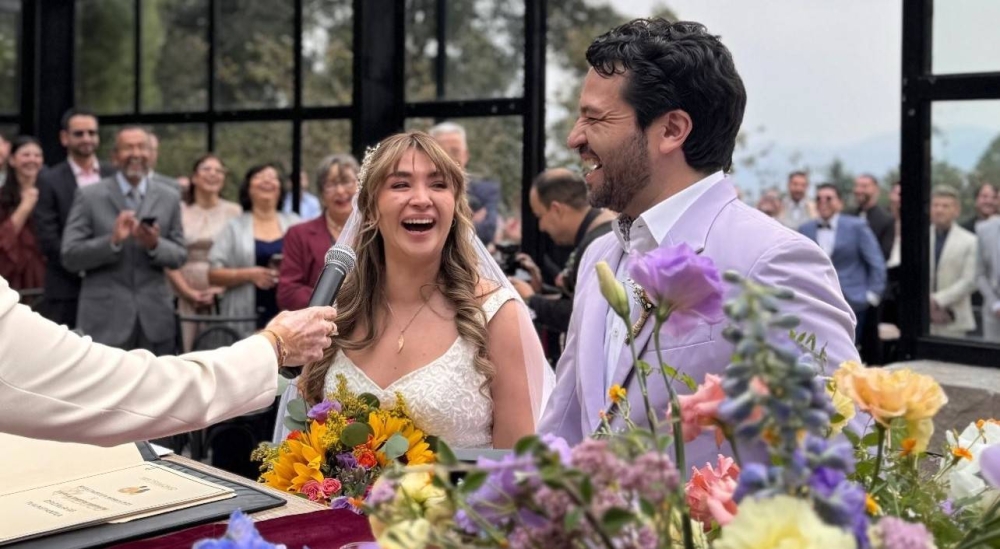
[605,0,1000,196]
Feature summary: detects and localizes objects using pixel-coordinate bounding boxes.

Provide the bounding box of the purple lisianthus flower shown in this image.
[940,499,955,516]
[335,452,358,469]
[627,244,725,337]
[330,496,363,514]
[306,399,341,423]
[981,444,1000,488]
[193,510,286,549]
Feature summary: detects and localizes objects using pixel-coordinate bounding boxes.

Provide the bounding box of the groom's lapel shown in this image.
[579,237,627,431]
[609,178,737,391]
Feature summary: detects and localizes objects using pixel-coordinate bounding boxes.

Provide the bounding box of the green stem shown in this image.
[869,424,886,492]
[627,330,661,446]
[724,429,742,467]
[956,529,1000,549]
[561,484,618,549]
[653,320,695,549]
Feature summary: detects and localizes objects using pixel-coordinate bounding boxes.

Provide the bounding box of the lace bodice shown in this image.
[322,288,515,449]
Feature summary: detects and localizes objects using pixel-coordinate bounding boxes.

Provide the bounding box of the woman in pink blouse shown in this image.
[0,136,46,293]
[167,154,242,350]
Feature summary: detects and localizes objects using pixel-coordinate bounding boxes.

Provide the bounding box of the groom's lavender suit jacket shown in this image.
[538,179,861,467]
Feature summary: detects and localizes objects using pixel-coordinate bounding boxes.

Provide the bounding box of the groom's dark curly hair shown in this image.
[586,18,746,173]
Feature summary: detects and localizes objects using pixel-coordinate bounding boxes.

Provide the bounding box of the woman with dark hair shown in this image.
[0,136,46,291]
[277,153,359,311]
[209,163,300,336]
[166,154,242,350]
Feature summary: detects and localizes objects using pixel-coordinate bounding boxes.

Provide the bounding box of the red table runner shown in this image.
[112,509,374,549]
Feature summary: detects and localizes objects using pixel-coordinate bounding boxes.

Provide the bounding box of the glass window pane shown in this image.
[0,1,20,114]
[148,123,208,181]
[406,116,523,243]
[302,0,352,106]
[215,0,294,110]
[932,0,1000,75]
[214,121,292,202]
[141,0,209,112]
[405,0,524,102]
[76,0,135,114]
[928,100,1000,343]
[301,119,352,191]
[0,124,18,141]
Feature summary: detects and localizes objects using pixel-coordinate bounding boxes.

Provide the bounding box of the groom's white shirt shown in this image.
[603,170,725,390]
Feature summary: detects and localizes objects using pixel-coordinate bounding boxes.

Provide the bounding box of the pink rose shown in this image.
[300,479,326,502]
[686,455,740,530]
[677,374,726,445]
[322,478,343,496]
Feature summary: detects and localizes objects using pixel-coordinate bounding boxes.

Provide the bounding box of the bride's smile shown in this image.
[377,148,456,263]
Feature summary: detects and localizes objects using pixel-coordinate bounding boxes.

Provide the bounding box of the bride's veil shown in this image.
[273,165,555,445]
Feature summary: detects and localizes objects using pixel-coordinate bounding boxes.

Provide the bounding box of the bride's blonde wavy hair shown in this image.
[299,131,492,405]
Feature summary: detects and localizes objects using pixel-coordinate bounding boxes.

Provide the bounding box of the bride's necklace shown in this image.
[384,290,435,353]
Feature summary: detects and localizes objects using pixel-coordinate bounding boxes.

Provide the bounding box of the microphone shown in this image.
[279,245,356,379]
[308,245,357,307]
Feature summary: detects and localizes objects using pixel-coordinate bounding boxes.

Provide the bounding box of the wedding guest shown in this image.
[282,171,322,220]
[0,133,10,187]
[778,171,816,229]
[0,273,337,447]
[882,182,902,328]
[278,154,359,311]
[928,185,977,338]
[209,163,300,336]
[852,173,894,362]
[34,109,116,328]
[430,122,502,245]
[960,182,998,234]
[977,215,1000,342]
[167,154,242,351]
[0,136,46,291]
[756,188,782,218]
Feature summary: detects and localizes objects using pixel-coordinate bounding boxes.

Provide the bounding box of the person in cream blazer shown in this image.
[930,224,978,337]
[0,275,336,447]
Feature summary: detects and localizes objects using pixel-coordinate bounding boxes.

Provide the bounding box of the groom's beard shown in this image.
[589,131,650,214]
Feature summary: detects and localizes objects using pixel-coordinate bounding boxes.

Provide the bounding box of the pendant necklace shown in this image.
[384,290,435,353]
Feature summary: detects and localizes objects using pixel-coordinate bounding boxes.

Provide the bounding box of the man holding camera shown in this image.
[61,126,186,353]
[510,168,615,336]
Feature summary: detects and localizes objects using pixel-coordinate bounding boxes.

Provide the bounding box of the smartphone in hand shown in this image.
[140,216,157,226]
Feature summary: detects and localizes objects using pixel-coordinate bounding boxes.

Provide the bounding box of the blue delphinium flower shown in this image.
[193,510,286,549]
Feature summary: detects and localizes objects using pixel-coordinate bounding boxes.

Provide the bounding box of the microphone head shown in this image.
[324,244,357,272]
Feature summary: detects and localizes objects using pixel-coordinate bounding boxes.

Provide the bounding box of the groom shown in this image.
[537,19,860,467]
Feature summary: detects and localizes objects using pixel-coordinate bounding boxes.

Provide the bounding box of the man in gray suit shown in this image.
[61,127,187,353]
[977,216,1000,342]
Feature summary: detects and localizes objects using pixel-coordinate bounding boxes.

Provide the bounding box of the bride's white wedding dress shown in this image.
[320,287,517,449]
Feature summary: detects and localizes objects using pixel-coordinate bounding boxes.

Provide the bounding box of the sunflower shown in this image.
[367,411,434,466]
[261,421,328,493]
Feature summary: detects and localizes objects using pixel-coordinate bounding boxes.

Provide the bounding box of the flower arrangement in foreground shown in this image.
[362,243,1000,549]
[252,374,435,510]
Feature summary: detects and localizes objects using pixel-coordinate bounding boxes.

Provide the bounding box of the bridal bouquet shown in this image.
[252,374,435,509]
[363,244,1000,549]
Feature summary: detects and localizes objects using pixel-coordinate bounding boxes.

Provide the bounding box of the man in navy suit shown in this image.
[801,183,887,343]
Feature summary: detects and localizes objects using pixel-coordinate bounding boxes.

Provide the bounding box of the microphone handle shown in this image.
[280,262,350,379]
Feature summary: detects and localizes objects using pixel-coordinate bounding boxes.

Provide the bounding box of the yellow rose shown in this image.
[832,361,947,452]
[826,382,856,435]
[378,518,432,549]
[715,495,855,549]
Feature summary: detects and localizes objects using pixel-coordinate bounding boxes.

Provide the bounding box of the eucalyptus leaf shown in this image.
[282,415,307,434]
[341,422,373,448]
[601,507,635,534]
[436,440,457,466]
[514,435,540,456]
[459,471,488,494]
[580,476,594,504]
[564,507,583,531]
[358,393,380,408]
[383,433,409,460]
[286,398,308,422]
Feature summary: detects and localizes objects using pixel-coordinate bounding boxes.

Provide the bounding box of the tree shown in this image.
[0,6,18,115]
[974,133,1000,189]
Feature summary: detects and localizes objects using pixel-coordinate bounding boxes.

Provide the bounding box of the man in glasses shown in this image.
[800,183,886,344]
[34,109,117,328]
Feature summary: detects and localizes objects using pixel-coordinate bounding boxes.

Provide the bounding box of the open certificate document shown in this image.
[0,434,234,545]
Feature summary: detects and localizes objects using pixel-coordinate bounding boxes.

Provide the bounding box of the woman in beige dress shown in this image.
[167,154,242,351]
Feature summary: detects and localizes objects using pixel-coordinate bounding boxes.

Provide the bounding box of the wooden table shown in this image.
[162,454,326,520]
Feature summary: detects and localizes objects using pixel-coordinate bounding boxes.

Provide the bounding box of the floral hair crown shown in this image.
[356,142,381,192]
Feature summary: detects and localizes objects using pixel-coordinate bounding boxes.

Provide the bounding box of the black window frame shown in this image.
[899,0,1000,366]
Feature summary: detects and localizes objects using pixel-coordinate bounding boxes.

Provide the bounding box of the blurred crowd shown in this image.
[752,170,1000,363]
[0,111,520,356]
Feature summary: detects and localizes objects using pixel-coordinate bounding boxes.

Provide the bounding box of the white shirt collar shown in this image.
[613,171,725,254]
[820,213,840,230]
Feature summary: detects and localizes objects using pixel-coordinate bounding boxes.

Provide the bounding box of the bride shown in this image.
[295,131,553,449]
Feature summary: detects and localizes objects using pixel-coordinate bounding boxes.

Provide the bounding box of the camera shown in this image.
[494,243,520,276]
